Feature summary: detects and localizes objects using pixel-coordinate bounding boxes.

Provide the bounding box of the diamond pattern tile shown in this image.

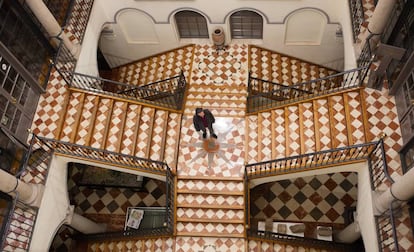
[329,95,348,148]
[364,88,403,181]
[31,69,68,139]
[149,110,168,160]
[120,104,141,155]
[90,98,112,149]
[300,103,315,153]
[259,112,272,161]
[106,101,126,152]
[251,172,358,224]
[287,106,300,156]
[135,107,154,158]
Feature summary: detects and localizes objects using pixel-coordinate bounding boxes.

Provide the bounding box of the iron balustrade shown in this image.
[367,138,394,190]
[247,229,354,251]
[0,194,39,252]
[16,134,54,185]
[375,201,413,252]
[348,0,365,43]
[65,71,187,111]
[53,39,78,86]
[36,136,170,175]
[247,66,369,113]
[245,141,385,179]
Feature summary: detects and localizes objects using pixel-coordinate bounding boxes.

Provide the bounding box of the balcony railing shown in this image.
[247,229,355,251]
[37,136,169,175]
[245,141,383,179]
[0,134,54,252]
[247,66,369,113]
[375,201,414,252]
[0,196,39,252]
[348,0,365,42]
[65,71,187,111]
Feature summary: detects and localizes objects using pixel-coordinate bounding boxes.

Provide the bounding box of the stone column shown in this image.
[373,167,414,215]
[335,221,361,243]
[65,205,107,234]
[359,0,397,51]
[0,169,44,208]
[24,0,80,58]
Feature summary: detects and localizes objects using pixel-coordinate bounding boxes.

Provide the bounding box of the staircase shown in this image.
[245,90,369,164]
[55,90,182,169]
[175,176,245,239]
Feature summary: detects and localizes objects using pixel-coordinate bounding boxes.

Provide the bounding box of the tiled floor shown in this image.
[250,172,358,225]
[40,43,405,251]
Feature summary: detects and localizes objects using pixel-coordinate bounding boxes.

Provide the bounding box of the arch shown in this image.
[115,9,159,44]
[174,10,209,38]
[284,8,328,45]
[229,10,263,39]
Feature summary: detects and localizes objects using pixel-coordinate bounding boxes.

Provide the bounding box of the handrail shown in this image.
[36,136,169,175]
[247,66,369,113]
[16,134,54,185]
[63,70,187,111]
[0,194,39,252]
[375,200,408,252]
[245,141,380,179]
[247,229,354,251]
[348,0,365,43]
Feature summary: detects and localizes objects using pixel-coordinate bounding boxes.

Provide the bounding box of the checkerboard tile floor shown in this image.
[250,172,358,225]
[40,43,407,250]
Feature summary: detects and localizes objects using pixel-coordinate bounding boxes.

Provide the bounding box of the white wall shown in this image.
[78,0,357,71]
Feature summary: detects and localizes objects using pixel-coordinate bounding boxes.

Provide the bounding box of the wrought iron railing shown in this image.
[66,71,187,111]
[16,134,54,185]
[247,66,369,113]
[245,141,383,179]
[247,229,354,251]
[53,40,78,85]
[0,134,55,251]
[375,201,414,252]
[0,195,39,252]
[348,0,365,43]
[36,136,169,175]
[367,138,394,190]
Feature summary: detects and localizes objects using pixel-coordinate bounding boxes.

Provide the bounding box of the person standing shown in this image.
[193,107,217,139]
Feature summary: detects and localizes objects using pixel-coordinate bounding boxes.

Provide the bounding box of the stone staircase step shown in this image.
[176,208,244,221]
[177,193,244,208]
[176,222,245,237]
[55,90,182,170]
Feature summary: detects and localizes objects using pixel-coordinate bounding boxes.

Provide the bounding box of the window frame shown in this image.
[175,10,209,39]
[230,10,263,39]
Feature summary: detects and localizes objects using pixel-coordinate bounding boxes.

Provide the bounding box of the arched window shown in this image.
[175,11,209,38]
[230,10,263,39]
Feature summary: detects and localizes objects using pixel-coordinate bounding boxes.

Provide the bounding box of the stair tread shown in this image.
[178,176,243,181]
[177,189,243,195]
[177,204,244,209]
[177,218,244,224]
[176,232,245,238]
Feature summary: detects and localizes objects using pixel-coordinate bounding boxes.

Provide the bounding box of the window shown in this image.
[175,11,209,38]
[230,10,263,39]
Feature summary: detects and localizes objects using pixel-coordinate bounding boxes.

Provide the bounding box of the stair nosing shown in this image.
[177,204,244,209]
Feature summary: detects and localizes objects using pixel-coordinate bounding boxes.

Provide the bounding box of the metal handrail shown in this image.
[375,200,408,252]
[247,229,354,251]
[245,141,380,179]
[247,66,369,113]
[348,0,365,43]
[62,70,187,111]
[36,136,169,175]
[0,194,39,252]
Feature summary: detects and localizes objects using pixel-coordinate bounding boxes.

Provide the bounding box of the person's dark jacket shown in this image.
[193,109,215,133]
